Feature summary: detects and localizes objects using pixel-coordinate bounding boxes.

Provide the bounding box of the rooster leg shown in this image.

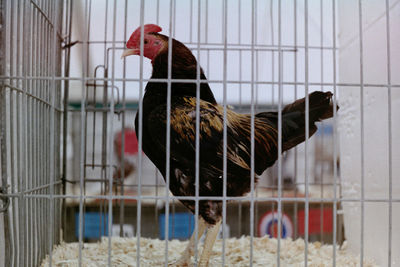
[174,216,207,266]
[198,219,221,267]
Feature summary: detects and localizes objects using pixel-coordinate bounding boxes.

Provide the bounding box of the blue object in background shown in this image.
[75,212,109,239]
[316,123,333,135]
[159,213,194,240]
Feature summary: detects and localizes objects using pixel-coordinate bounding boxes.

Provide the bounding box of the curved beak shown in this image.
[121,48,140,59]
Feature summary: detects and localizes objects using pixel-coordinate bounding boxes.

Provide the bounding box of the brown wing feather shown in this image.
[146,97,281,176]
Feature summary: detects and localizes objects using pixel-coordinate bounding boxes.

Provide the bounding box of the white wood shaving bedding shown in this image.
[41,236,378,267]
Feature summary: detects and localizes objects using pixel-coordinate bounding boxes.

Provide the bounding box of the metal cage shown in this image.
[0,0,64,266]
[1,0,398,267]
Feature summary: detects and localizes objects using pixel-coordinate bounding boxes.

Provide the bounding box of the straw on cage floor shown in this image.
[41,236,378,267]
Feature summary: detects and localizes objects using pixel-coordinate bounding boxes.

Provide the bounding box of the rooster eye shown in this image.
[144,39,148,44]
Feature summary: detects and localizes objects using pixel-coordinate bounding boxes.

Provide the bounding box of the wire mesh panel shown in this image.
[0,0,64,266]
[59,1,345,266]
[1,0,399,267]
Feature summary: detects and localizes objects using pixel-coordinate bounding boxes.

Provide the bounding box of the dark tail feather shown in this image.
[281,91,338,151]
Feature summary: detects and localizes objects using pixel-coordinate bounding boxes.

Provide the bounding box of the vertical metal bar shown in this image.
[238,0,242,109]
[270,0,275,105]
[173,0,176,38]
[237,0,242,233]
[254,1,259,232]
[83,0,92,236]
[164,0,174,265]
[78,0,89,265]
[108,0,118,265]
[254,0,257,45]
[0,0,7,189]
[13,2,19,266]
[48,0,59,265]
[253,0,259,153]
[384,0,393,266]
[293,0,299,240]
[277,0,282,265]
[205,0,208,44]
[86,0,92,77]
[0,1,10,267]
[153,0,160,231]
[136,0,145,265]
[206,51,209,78]
[45,0,50,258]
[56,0,64,248]
[23,1,31,266]
[27,4,34,265]
[357,0,365,266]
[62,0,73,245]
[156,0,160,25]
[304,0,310,265]
[99,0,108,239]
[331,0,337,265]
[41,1,45,261]
[23,2,30,265]
[119,0,128,239]
[249,0,255,265]
[194,0,201,264]
[17,1,25,265]
[33,17,38,267]
[38,0,43,261]
[189,0,193,43]
[30,3,37,266]
[33,3,39,263]
[8,3,17,265]
[319,0,324,244]
[154,169,159,237]
[222,0,228,265]
[47,1,51,256]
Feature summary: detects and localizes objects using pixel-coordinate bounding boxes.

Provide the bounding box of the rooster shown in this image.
[122,24,337,267]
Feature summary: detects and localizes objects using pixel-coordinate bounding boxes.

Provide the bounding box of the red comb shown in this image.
[127,24,162,48]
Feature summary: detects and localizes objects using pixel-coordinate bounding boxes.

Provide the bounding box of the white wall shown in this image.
[338,0,400,266]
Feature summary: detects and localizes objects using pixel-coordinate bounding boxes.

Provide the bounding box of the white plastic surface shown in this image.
[338,1,400,266]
